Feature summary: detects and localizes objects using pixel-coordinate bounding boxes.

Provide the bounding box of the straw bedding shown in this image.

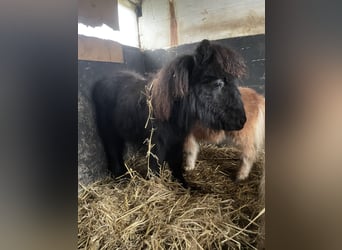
[78,144,265,249]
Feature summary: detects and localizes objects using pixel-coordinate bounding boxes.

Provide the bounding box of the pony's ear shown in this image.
[194,39,213,65]
[152,55,194,121]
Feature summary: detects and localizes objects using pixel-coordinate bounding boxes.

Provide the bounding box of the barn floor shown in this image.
[78,144,265,249]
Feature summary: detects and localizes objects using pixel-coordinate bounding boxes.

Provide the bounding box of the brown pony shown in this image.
[184,87,265,181]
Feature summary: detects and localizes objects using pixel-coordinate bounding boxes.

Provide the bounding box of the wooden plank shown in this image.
[78,35,123,63]
[169,0,178,47]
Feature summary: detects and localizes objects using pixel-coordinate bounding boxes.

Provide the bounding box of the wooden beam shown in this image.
[78,35,123,63]
[169,0,178,47]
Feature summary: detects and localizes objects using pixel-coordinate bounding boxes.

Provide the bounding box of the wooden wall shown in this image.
[139,0,265,50]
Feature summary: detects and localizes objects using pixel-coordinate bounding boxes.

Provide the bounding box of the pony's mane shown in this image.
[211,44,248,79]
[151,55,194,121]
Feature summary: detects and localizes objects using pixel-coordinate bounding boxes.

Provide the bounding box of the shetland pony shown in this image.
[92,40,247,187]
[184,87,265,181]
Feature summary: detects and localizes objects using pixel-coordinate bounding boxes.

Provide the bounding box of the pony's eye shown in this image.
[214,79,224,88]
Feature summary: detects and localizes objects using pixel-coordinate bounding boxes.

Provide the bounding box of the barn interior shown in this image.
[78,0,265,249]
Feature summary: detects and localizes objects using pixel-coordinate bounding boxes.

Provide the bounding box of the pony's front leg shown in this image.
[166,143,188,188]
[146,142,166,176]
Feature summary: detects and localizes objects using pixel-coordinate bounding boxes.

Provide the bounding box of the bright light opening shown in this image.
[78,2,139,47]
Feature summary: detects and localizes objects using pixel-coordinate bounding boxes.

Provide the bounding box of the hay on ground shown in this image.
[78,144,265,250]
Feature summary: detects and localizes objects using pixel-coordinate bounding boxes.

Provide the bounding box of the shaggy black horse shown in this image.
[92,39,247,188]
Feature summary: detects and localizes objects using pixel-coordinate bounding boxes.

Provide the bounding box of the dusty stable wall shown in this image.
[139,0,265,50]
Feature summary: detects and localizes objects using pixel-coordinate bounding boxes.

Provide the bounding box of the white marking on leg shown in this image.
[184,135,199,171]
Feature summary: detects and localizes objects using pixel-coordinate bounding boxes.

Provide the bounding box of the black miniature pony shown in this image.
[92,39,247,187]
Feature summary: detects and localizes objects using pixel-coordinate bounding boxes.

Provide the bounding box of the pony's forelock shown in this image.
[211,45,248,79]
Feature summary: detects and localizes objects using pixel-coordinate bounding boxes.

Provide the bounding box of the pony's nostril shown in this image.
[241,116,246,126]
